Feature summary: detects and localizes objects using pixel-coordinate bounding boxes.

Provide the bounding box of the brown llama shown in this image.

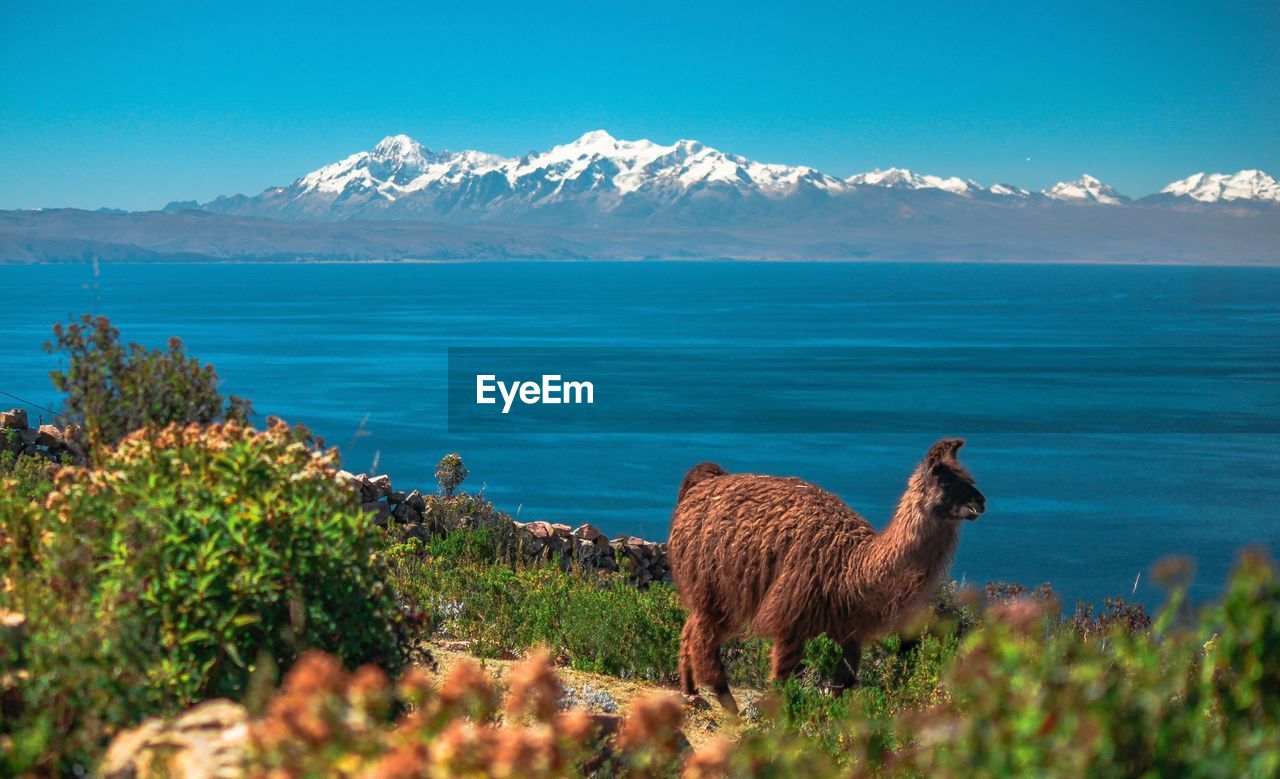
[668,438,984,713]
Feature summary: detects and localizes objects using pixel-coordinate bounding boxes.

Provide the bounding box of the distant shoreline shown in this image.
[6,257,1280,268]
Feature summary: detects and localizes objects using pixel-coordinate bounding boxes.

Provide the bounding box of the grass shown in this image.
[387,528,691,682]
[385,524,963,710]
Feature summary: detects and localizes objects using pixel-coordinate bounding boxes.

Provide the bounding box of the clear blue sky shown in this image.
[2,0,1277,210]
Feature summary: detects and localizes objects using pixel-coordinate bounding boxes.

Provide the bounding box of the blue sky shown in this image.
[2,0,1277,210]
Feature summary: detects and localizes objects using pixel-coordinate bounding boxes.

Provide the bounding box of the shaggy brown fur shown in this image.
[668,439,984,713]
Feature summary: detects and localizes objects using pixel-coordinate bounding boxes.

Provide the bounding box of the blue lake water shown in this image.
[2,261,1278,607]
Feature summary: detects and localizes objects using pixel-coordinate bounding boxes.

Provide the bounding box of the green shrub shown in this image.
[434,452,468,497]
[47,314,251,454]
[0,421,406,773]
[389,532,688,681]
[0,448,58,503]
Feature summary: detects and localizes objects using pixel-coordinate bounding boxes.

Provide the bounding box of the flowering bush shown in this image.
[0,421,406,773]
[248,649,687,778]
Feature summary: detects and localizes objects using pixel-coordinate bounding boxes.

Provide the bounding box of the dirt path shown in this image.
[429,640,764,750]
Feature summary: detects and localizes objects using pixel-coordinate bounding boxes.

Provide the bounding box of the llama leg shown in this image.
[831,640,862,695]
[678,618,698,698]
[769,634,806,682]
[686,612,737,714]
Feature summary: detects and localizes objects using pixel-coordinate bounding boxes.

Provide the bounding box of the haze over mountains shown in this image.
[3,132,1279,263]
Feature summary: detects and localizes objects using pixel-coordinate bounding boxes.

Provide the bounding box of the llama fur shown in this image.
[668,438,985,712]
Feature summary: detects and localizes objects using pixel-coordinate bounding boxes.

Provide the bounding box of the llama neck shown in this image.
[844,472,961,618]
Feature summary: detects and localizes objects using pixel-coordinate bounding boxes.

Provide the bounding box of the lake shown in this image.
[2,261,1278,607]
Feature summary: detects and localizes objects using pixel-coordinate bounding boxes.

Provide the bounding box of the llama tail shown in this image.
[678,462,728,502]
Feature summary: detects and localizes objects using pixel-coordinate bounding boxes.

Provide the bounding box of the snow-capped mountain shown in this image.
[1159,170,1280,203]
[293,134,508,201]
[178,131,1043,222]
[168,132,1276,225]
[989,183,1031,197]
[1043,174,1127,205]
[845,167,982,195]
[200,131,855,222]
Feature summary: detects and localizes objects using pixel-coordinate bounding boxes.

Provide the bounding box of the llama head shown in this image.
[922,438,985,521]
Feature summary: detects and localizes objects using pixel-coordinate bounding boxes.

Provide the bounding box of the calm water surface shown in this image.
[2,261,1277,606]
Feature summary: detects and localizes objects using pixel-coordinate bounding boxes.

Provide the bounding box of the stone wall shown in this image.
[0,407,83,463]
[335,468,673,587]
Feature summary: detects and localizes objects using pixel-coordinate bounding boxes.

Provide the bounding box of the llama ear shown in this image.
[926,438,965,466]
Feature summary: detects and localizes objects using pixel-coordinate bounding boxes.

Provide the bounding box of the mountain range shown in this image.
[3,131,1278,263]
[164,131,1280,224]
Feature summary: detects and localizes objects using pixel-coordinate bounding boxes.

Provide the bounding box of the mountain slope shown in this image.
[1043,175,1127,205]
[1159,170,1280,203]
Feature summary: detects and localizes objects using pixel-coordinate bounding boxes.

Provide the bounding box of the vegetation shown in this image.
[0,318,406,774]
[47,314,251,455]
[248,649,688,778]
[435,452,469,497]
[0,439,58,503]
[387,529,700,682]
[116,553,1278,778]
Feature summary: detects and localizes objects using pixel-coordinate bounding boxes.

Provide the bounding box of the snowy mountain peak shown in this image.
[1160,169,1280,203]
[1044,174,1126,204]
[848,168,920,188]
[989,183,1031,197]
[847,167,981,195]
[570,129,617,146]
[371,134,424,162]
[186,131,1277,223]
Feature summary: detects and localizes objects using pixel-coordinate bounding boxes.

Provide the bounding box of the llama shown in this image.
[668,439,984,713]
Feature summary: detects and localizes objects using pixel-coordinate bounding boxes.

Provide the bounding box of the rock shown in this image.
[0,409,27,429]
[101,699,248,779]
[362,501,392,527]
[405,489,427,513]
[613,541,644,564]
[573,538,597,566]
[18,429,38,446]
[388,490,407,504]
[560,682,621,713]
[572,523,602,540]
[524,521,555,540]
[36,424,63,447]
[392,502,422,525]
[401,523,433,544]
[362,474,392,502]
[572,524,612,553]
[334,469,360,490]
